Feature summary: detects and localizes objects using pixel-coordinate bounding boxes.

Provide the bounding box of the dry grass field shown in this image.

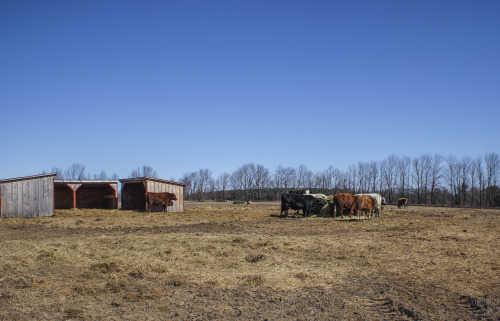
[0,201,499,320]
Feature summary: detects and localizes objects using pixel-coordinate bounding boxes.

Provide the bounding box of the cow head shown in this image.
[316,198,327,206]
[381,197,387,205]
[169,193,177,201]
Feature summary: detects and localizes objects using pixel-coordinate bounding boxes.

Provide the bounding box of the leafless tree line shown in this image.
[48,163,119,180]
[48,164,159,181]
[180,153,500,208]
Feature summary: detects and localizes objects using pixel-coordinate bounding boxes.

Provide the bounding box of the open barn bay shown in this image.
[0,202,499,320]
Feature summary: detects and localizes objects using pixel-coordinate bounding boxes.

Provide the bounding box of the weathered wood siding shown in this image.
[0,174,55,219]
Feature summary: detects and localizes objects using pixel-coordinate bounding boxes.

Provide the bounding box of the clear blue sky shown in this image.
[1,0,499,181]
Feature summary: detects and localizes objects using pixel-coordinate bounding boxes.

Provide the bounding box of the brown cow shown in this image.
[398,198,408,209]
[355,195,374,220]
[333,193,357,219]
[146,192,177,213]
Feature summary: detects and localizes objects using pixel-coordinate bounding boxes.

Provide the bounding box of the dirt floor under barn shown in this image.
[0,202,499,320]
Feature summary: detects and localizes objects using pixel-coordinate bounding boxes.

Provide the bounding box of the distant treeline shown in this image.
[48,164,158,181]
[180,153,500,208]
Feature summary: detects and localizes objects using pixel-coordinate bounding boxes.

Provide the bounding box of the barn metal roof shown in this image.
[119,176,185,186]
[0,173,57,184]
[55,180,119,184]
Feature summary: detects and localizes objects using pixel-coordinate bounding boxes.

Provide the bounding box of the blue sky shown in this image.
[1,0,499,181]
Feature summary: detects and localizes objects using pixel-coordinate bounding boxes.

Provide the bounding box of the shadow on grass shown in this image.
[270,212,365,221]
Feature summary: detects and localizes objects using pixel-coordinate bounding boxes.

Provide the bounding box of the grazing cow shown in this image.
[146,192,177,213]
[354,195,375,220]
[280,193,327,218]
[398,198,409,209]
[289,189,310,195]
[332,193,357,219]
[356,193,385,218]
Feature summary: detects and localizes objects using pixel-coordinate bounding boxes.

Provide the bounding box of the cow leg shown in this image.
[280,204,286,218]
[281,206,288,218]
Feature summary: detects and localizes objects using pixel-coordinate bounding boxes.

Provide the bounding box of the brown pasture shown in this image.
[0,202,499,320]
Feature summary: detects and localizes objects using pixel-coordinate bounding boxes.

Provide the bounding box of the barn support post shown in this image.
[67,184,82,209]
[144,181,148,212]
[108,183,118,209]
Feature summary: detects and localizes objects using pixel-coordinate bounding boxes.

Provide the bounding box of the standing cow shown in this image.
[146,192,177,213]
[398,198,408,209]
[332,193,357,219]
[356,193,386,218]
[280,193,327,218]
[354,195,375,220]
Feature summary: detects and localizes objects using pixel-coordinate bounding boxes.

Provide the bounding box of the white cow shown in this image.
[307,193,328,199]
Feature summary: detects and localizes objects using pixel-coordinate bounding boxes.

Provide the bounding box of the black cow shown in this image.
[289,189,309,195]
[280,193,327,218]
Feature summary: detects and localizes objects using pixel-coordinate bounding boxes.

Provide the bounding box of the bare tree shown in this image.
[180,171,198,200]
[382,155,398,203]
[459,157,472,206]
[316,165,339,193]
[282,166,297,191]
[420,154,432,204]
[65,163,87,180]
[347,164,357,194]
[445,156,458,206]
[253,164,270,200]
[131,165,158,178]
[51,167,64,179]
[474,157,486,207]
[470,157,480,207]
[368,161,379,193]
[429,154,443,205]
[296,164,313,189]
[230,164,255,200]
[94,170,108,180]
[196,169,213,201]
[356,162,370,193]
[216,172,230,201]
[397,157,411,200]
[485,153,500,207]
[273,165,286,198]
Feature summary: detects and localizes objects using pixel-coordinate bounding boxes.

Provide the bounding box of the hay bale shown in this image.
[317,195,334,217]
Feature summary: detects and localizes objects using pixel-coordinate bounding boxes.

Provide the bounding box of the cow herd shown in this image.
[144,190,408,220]
[280,190,403,220]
